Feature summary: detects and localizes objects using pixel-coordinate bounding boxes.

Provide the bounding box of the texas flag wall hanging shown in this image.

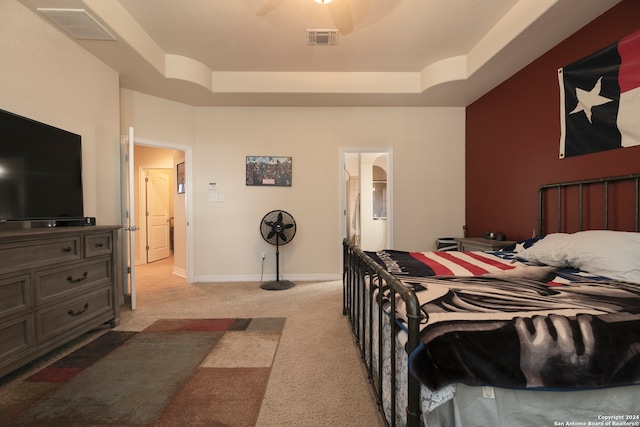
[558,28,640,158]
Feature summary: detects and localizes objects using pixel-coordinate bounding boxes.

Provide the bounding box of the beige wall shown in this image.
[191,107,464,281]
[0,1,121,225]
[121,90,466,281]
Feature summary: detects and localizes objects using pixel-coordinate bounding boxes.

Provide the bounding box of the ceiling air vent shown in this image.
[37,8,116,41]
[307,30,339,46]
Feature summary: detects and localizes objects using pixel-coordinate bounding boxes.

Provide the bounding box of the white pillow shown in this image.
[515,233,572,267]
[517,230,640,284]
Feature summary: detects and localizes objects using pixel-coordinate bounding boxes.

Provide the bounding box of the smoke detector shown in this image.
[37,8,115,40]
[307,30,339,46]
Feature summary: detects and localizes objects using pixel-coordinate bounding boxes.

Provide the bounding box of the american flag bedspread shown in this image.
[366,249,640,391]
[368,249,524,277]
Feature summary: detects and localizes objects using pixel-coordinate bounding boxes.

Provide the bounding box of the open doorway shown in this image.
[134,145,187,277]
[341,148,393,251]
[121,132,192,311]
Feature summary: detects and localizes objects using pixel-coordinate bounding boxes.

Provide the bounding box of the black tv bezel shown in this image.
[0,108,85,226]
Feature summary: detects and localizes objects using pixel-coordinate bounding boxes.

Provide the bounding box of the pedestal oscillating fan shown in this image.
[260,210,297,290]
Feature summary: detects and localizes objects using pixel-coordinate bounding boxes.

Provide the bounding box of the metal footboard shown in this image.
[343,239,422,427]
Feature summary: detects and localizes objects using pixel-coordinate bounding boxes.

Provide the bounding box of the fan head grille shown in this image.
[260,210,296,245]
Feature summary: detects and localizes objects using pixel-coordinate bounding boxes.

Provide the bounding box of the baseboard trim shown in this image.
[172,266,187,278]
[192,273,341,283]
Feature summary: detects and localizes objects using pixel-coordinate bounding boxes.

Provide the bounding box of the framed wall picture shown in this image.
[246,156,292,187]
[177,162,185,193]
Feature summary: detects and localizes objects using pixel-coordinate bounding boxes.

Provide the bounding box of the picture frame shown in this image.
[176,162,185,194]
[246,156,292,187]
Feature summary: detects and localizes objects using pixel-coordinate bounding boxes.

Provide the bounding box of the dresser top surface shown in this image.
[0,225,121,241]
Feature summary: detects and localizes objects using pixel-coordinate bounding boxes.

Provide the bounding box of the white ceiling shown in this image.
[18,0,622,107]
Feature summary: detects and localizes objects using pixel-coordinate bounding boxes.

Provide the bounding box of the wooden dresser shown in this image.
[0,226,120,377]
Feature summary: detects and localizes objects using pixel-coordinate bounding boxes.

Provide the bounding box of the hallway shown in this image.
[133,257,183,292]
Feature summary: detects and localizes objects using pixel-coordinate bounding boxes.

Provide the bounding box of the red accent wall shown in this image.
[465,0,640,242]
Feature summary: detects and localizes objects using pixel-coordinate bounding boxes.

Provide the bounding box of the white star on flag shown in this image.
[569,76,613,123]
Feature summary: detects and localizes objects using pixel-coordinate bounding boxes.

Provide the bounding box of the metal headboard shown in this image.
[537,173,640,236]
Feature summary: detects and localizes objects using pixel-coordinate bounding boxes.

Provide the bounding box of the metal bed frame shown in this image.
[343,240,422,427]
[344,173,640,427]
[538,173,640,235]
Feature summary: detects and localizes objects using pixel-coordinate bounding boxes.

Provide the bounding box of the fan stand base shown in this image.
[260,280,295,290]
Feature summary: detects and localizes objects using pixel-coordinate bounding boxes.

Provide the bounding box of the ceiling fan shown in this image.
[256,0,356,35]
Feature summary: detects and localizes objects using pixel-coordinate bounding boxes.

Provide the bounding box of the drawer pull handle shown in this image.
[67,272,88,283]
[68,303,89,317]
[62,246,72,253]
[95,242,104,248]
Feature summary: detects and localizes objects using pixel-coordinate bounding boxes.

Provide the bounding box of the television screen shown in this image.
[0,109,84,222]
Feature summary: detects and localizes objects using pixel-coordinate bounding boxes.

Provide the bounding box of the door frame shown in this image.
[340,147,394,249]
[129,136,194,283]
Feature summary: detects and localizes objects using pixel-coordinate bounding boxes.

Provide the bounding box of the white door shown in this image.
[146,168,172,263]
[121,127,138,310]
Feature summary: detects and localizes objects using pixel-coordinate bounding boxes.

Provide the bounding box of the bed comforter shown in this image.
[367,249,640,391]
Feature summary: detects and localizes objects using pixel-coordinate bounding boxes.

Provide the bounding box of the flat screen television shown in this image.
[0,109,84,223]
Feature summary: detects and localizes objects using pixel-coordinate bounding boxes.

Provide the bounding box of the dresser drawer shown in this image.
[84,233,113,258]
[455,237,516,251]
[0,274,32,319]
[36,286,113,344]
[35,259,111,304]
[0,237,81,275]
[0,314,34,364]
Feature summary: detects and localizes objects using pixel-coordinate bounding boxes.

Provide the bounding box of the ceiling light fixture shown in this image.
[314,0,333,4]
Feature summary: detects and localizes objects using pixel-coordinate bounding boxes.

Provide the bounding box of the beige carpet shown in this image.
[0,257,385,427]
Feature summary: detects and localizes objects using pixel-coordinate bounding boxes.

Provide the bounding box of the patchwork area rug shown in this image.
[0,317,285,426]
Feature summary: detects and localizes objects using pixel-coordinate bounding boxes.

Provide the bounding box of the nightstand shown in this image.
[455,237,516,251]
